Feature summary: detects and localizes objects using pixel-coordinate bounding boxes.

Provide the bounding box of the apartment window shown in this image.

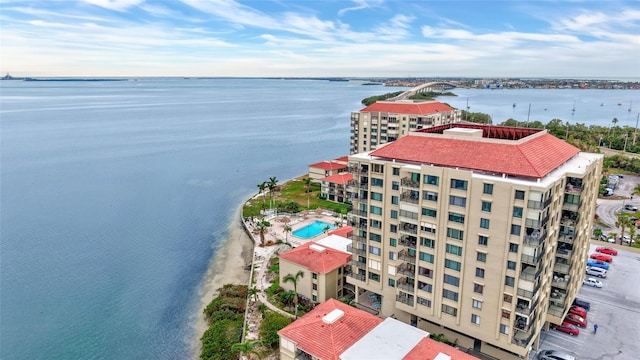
[443,273,460,286]
[313,295,317,302]
[450,179,468,190]
[369,233,382,242]
[443,289,459,301]
[369,245,381,256]
[392,181,399,190]
[448,212,465,224]
[480,218,490,229]
[503,294,513,303]
[472,299,483,309]
[476,252,487,263]
[419,252,434,263]
[420,237,434,248]
[500,324,509,335]
[312,273,318,279]
[391,210,398,219]
[389,251,397,260]
[390,238,397,247]
[502,309,511,319]
[505,276,515,287]
[391,195,398,205]
[475,267,485,278]
[389,279,396,287]
[446,244,463,256]
[483,183,494,195]
[418,266,433,278]
[481,201,492,212]
[371,192,383,201]
[370,219,382,229]
[510,224,521,236]
[369,272,380,282]
[515,190,525,200]
[442,304,457,316]
[393,167,400,176]
[509,243,519,253]
[507,261,517,270]
[474,283,484,294]
[417,297,432,307]
[390,224,397,233]
[422,208,437,217]
[471,314,481,325]
[444,259,461,271]
[421,223,436,234]
[449,195,466,207]
[424,175,439,186]
[423,191,438,201]
[370,205,382,215]
[371,178,383,187]
[513,206,523,218]
[446,228,464,241]
[478,235,488,246]
[312,283,318,290]
[419,281,433,293]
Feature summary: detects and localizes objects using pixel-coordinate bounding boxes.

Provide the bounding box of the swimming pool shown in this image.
[292,221,336,239]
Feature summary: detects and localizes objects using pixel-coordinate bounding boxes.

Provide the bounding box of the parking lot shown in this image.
[533,243,640,360]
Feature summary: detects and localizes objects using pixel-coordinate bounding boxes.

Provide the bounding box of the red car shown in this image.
[595,246,618,256]
[551,322,580,336]
[569,306,587,319]
[564,313,587,328]
[590,253,613,263]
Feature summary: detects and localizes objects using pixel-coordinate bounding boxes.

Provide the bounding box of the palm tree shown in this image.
[283,270,304,318]
[231,340,262,360]
[303,177,312,209]
[323,225,331,235]
[268,176,278,211]
[248,287,258,303]
[257,182,267,205]
[256,221,268,246]
[283,224,292,245]
[615,213,632,244]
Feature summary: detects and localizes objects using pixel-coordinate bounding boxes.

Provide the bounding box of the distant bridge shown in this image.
[389,81,457,101]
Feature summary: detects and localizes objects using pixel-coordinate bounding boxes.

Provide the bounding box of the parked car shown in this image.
[572,298,590,311]
[565,313,588,328]
[583,277,603,288]
[587,259,610,270]
[590,253,613,263]
[622,235,635,244]
[551,322,580,336]
[586,266,607,278]
[595,246,618,255]
[569,305,587,318]
[537,349,576,360]
[624,204,638,211]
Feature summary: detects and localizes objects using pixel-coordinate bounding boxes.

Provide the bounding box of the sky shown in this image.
[1,0,639,78]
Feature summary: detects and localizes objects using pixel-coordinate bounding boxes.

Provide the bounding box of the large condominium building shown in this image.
[350,100,461,154]
[345,124,602,360]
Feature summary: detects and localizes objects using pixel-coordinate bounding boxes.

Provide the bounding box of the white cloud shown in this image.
[83,0,144,11]
[337,0,384,16]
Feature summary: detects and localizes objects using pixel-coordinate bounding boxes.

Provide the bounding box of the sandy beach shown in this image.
[190,204,254,359]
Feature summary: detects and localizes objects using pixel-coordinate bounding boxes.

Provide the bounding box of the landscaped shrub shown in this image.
[259,311,292,349]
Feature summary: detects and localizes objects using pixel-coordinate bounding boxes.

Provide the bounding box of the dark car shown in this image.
[551,322,580,336]
[572,298,590,311]
[537,349,576,360]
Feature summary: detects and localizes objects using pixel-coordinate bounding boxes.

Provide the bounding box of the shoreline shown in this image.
[190,203,254,359]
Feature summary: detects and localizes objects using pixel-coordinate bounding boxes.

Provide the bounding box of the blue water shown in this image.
[0,79,637,359]
[292,221,337,239]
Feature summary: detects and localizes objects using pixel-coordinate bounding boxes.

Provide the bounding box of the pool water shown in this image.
[292,221,336,239]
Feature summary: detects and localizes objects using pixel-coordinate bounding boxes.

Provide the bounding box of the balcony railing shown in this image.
[346,245,367,256]
[396,294,415,306]
[399,223,418,235]
[401,177,420,189]
[397,265,416,277]
[551,275,570,290]
[351,209,368,217]
[349,259,367,270]
[521,251,544,266]
[346,271,365,282]
[558,234,574,244]
[399,251,416,265]
[399,237,417,249]
[397,282,415,293]
[562,201,581,212]
[565,184,583,195]
[556,248,573,260]
[400,193,420,204]
[524,229,546,246]
[553,261,571,274]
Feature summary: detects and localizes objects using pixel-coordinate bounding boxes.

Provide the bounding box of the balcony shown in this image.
[400,191,420,205]
[558,234,574,245]
[399,250,416,265]
[550,288,567,303]
[347,179,369,190]
[351,209,368,218]
[556,247,573,260]
[401,177,420,189]
[554,260,571,274]
[399,222,418,235]
[519,265,541,282]
[562,201,581,212]
[521,250,544,266]
[548,303,566,319]
[524,229,545,246]
[396,294,415,306]
[397,281,415,294]
[565,183,583,195]
[346,244,367,257]
[397,264,416,277]
[399,236,417,250]
[349,259,367,271]
[552,274,570,290]
[346,271,365,282]
[515,297,538,318]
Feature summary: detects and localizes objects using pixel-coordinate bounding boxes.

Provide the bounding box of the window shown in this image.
[476,252,487,262]
[392,181,399,190]
[515,190,525,200]
[423,191,438,201]
[502,309,511,319]
[420,237,434,248]
[313,295,317,302]
[369,245,381,256]
[391,195,398,205]
[312,273,318,279]
[449,195,466,207]
[500,324,509,335]
[451,179,468,190]
[475,267,485,278]
[443,289,459,301]
[369,272,380,282]
[443,274,460,286]
[446,228,464,241]
[391,210,398,219]
[369,233,382,242]
[474,283,484,294]
[389,279,396,287]
[448,212,465,224]
[417,297,432,307]
[444,259,461,271]
[418,281,433,293]
[312,283,318,290]
[483,183,494,195]
[390,238,397,247]
[511,224,521,236]
[370,219,382,229]
[472,299,483,309]
[442,304,457,316]
[390,224,397,233]
[422,208,437,217]
[371,192,383,201]
[509,243,519,253]
[478,235,488,246]
[419,252,434,263]
[480,218,490,229]
[513,206,523,218]
[505,276,515,287]
[419,266,433,278]
[507,261,517,270]
[503,294,513,303]
[370,205,382,215]
[471,314,481,325]
[446,244,463,256]
[393,167,400,176]
[421,223,436,233]
[481,201,492,212]
[371,178,383,187]
[389,252,397,260]
[424,175,439,185]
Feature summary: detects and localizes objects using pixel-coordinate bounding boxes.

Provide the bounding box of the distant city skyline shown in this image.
[1,0,639,78]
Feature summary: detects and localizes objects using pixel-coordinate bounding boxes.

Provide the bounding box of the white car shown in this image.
[583,277,603,288]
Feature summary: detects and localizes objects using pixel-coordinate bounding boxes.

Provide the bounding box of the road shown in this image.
[595,175,640,242]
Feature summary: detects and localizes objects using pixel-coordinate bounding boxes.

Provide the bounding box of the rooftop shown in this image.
[360,100,455,115]
[322,172,353,185]
[309,160,348,171]
[279,241,351,274]
[316,234,353,253]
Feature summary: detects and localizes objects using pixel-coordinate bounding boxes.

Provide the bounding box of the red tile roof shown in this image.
[309,160,348,171]
[323,173,353,185]
[334,155,349,163]
[360,101,455,115]
[403,337,479,360]
[279,241,351,274]
[328,226,352,238]
[278,299,382,360]
[370,131,580,178]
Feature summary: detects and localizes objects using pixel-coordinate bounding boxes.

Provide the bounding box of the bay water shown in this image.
[1,78,638,360]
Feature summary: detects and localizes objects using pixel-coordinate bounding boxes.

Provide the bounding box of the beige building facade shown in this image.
[345,124,602,359]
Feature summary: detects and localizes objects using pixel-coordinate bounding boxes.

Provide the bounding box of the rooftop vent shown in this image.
[309,244,326,253]
[322,309,345,324]
[443,128,483,138]
[434,353,451,360]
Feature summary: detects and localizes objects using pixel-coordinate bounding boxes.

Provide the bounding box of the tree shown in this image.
[259,312,292,349]
[248,287,258,303]
[231,340,262,360]
[323,225,331,235]
[256,221,268,246]
[615,213,632,245]
[303,177,312,209]
[268,177,278,210]
[283,224,292,245]
[283,270,304,318]
[257,182,267,206]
